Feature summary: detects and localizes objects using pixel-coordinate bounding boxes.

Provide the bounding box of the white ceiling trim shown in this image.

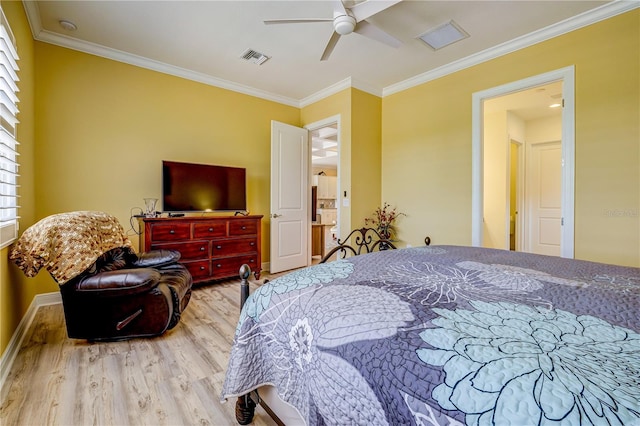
[40,29,302,107]
[21,0,299,107]
[22,0,638,108]
[299,77,353,108]
[298,77,382,108]
[384,0,638,97]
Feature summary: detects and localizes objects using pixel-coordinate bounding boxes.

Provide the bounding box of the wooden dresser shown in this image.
[139,215,262,283]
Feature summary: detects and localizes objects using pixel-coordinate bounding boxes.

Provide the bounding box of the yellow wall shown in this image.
[350,89,382,228]
[383,10,639,266]
[301,88,383,236]
[1,0,36,354]
[34,42,299,254]
[301,89,353,234]
[483,110,509,249]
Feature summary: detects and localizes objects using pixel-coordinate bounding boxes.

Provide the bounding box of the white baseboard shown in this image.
[0,292,61,389]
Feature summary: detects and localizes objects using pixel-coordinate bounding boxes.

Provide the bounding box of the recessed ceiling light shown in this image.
[418,20,469,50]
[59,20,77,31]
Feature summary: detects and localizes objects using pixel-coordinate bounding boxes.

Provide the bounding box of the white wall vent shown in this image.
[240,48,270,65]
[418,20,469,50]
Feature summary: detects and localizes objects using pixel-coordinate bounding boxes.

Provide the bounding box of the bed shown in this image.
[221,244,640,425]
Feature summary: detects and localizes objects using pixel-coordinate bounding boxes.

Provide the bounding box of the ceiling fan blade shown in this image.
[349,0,402,22]
[320,31,341,61]
[354,20,401,48]
[264,18,333,25]
[331,0,348,17]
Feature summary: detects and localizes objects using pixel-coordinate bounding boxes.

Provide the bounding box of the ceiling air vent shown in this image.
[240,48,270,65]
[418,20,469,50]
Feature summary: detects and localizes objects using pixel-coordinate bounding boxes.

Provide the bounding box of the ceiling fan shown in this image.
[264,0,403,61]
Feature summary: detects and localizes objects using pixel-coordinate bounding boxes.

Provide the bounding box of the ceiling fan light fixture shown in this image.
[334,15,356,35]
[418,20,468,50]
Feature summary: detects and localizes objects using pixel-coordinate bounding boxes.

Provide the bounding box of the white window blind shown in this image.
[0,7,20,249]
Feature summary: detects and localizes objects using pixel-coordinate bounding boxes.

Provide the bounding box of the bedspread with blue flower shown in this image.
[221,245,640,425]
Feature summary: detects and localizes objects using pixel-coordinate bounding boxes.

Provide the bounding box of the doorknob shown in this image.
[271,213,282,218]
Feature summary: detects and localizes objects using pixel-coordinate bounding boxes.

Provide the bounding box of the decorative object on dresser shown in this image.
[139,215,263,283]
[9,211,193,341]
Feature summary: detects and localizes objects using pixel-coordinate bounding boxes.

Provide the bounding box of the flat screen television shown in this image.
[162,160,247,212]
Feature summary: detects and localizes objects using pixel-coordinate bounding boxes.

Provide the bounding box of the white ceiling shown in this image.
[24,0,635,107]
[311,123,339,168]
[484,81,563,121]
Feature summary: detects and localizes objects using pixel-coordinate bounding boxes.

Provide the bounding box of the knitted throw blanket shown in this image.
[9,211,133,284]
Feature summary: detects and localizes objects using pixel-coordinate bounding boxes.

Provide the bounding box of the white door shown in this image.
[527,141,562,256]
[270,121,309,273]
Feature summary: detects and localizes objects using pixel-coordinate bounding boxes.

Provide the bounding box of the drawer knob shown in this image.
[250,242,255,246]
[200,247,206,251]
[216,264,222,268]
[241,226,246,230]
[216,245,222,249]
[208,227,214,232]
[170,229,175,234]
[200,266,205,270]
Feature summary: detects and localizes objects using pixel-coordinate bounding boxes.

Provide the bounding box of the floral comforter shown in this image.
[221,246,640,425]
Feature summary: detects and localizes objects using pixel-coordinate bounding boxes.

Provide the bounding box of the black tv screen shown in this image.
[162,160,247,212]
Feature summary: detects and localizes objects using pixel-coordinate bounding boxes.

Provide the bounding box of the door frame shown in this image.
[509,138,525,251]
[471,66,575,258]
[305,114,341,261]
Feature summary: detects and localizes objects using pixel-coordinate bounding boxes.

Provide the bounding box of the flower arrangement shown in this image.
[364,202,405,240]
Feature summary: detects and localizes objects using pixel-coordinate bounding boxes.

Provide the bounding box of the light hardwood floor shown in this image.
[0,274,286,426]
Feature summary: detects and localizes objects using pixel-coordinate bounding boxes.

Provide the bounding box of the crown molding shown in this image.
[382,0,639,97]
[298,76,382,108]
[23,0,638,107]
[22,1,299,107]
[299,77,352,108]
[38,29,300,107]
[351,78,383,98]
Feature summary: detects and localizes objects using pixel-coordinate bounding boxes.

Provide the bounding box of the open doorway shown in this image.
[472,66,575,258]
[306,116,340,263]
[483,82,562,255]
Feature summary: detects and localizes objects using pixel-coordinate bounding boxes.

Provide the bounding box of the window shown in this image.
[0,7,19,249]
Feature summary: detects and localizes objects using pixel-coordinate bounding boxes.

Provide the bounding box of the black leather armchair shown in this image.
[10,211,193,341]
[59,248,192,340]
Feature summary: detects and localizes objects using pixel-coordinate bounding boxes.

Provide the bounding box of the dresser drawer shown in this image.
[193,221,227,239]
[211,255,258,278]
[212,238,258,256]
[150,241,209,260]
[140,215,262,283]
[229,220,258,236]
[182,260,210,280]
[150,223,191,241]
